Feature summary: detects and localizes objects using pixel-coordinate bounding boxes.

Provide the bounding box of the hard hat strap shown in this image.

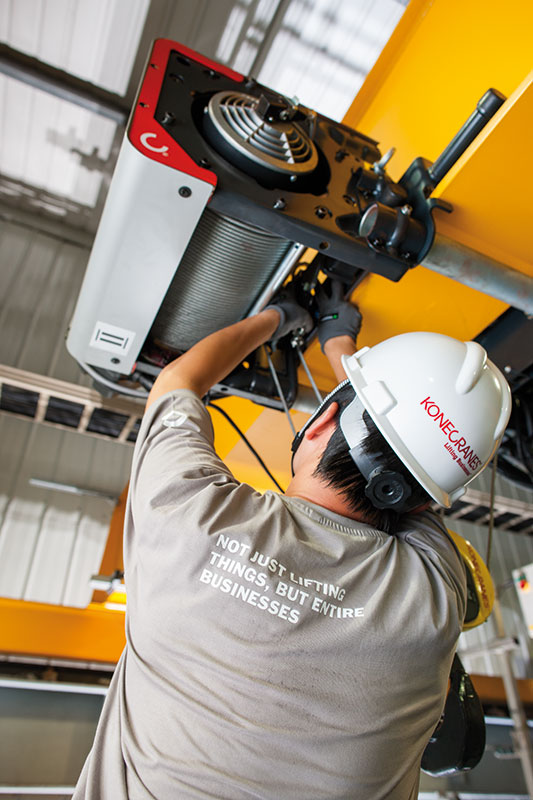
[290,379,350,470]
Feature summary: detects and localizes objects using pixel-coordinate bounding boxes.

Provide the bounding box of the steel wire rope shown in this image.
[486,450,499,570]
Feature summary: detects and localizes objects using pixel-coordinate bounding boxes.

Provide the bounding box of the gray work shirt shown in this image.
[73,390,466,800]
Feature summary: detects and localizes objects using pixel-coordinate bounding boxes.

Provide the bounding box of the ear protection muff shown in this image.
[341,395,414,513]
[365,470,411,510]
[291,386,415,513]
[343,400,413,512]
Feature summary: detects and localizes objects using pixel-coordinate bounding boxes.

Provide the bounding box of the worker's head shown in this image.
[310,381,432,532]
[292,332,511,532]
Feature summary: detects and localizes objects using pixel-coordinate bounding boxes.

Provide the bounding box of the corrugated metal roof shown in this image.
[247,0,406,120]
[0,0,150,95]
[0,74,118,210]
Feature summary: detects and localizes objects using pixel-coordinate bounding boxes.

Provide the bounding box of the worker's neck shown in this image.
[285,474,366,522]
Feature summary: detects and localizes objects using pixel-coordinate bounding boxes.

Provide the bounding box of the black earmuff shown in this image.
[363,468,412,511]
[292,387,414,513]
[343,399,413,513]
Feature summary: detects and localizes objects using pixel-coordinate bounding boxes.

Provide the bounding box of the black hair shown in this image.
[313,383,431,534]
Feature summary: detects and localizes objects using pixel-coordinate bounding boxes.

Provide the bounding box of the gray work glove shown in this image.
[316,281,362,352]
[266,288,313,340]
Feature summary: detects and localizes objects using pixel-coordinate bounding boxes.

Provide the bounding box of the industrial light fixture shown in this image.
[90,570,127,612]
[29,478,118,502]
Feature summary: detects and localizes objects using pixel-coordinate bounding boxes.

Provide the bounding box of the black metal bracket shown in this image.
[358,87,506,265]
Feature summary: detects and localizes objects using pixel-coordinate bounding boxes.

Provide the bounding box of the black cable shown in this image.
[486,451,498,571]
[208,401,285,493]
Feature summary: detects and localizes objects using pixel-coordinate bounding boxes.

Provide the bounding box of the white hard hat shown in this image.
[341,332,512,508]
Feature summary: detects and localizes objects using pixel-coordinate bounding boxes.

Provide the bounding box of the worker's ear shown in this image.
[305,402,339,440]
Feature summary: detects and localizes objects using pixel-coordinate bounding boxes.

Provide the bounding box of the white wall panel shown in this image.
[1,0,150,95]
[0,497,45,598]
[0,219,92,384]
[0,213,133,611]
[23,503,82,604]
[62,514,110,607]
[0,413,132,609]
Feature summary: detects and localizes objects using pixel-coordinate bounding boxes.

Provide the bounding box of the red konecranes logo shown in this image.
[420,397,482,476]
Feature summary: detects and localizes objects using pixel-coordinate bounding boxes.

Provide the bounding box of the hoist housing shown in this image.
[66,39,442,407]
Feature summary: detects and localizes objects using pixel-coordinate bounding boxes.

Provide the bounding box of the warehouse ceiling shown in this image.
[0,0,407,235]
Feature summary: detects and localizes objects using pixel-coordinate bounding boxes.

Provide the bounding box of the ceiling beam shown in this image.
[0,43,129,125]
[0,200,94,249]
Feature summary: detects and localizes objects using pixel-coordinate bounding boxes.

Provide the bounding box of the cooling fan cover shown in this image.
[204,90,319,176]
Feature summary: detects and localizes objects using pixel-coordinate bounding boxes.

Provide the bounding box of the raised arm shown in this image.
[146,296,312,409]
[147,310,278,408]
[316,281,362,382]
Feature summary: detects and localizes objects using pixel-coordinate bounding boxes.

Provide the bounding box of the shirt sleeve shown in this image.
[124,389,259,588]
[396,509,468,624]
[129,390,237,514]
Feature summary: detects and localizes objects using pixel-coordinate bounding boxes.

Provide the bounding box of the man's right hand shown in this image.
[266,288,313,340]
[316,281,362,353]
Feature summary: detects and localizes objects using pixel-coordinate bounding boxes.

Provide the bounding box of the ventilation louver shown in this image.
[206,91,318,175]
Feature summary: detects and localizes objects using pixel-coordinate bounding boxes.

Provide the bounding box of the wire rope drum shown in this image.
[150,206,295,352]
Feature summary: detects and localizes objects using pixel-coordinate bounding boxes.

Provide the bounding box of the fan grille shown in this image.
[206,91,318,175]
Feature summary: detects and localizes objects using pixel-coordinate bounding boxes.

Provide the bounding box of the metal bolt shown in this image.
[290,175,297,182]
[179,186,192,198]
[315,206,330,219]
[199,158,211,168]
[373,146,396,174]
[111,358,120,365]
[162,111,175,125]
[504,365,512,374]
[290,329,305,348]
[273,198,286,210]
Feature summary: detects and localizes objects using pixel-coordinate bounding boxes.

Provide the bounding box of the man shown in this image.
[73,286,510,799]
